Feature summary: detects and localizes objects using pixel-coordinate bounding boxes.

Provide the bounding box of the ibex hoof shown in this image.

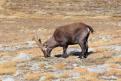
[79,55,87,59]
[62,54,68,58]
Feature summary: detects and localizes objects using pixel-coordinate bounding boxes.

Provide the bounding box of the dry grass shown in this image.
[41,72,69,80]
[0,61,16,75]
[73,67,87,73]
[106,57,121,63]
[59,72,69,78]
[54,63,66,70]
[24,72,41,80]
[80,72,101,81]
[40,63,46,69]
[17,48,43,57]
[104,68,121,76]
[43,72,55,80]
[0,0,6,9]
[0,52,16,57]
[117,78,121,81]
[107,63,121,69]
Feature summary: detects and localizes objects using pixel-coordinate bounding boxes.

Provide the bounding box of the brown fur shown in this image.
[35,22,94,58]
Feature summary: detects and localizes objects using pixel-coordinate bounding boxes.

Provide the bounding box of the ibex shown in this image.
[34,22,94,59]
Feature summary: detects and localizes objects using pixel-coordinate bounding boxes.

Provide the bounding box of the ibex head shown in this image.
[34,34,57,58]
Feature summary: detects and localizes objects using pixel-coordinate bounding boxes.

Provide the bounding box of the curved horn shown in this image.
[33,32,43,49]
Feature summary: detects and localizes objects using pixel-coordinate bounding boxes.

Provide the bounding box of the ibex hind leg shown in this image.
[79,41,87,59]
[79,33,89,59]
[62,45,68,58]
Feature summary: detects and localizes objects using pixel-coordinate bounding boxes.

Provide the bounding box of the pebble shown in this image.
[52,79,61,81]
[14,53,32,61]
[2,76,14,81]
[39,76,46,81]
[87,64,108,73]
[101,75,117,80]
[70,72,80,78]
[30,63,40,71]
[72,64,78,67]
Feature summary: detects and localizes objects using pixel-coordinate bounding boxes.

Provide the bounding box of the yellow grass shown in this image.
[0,62,16,75]
[41,72,69,80]
[59,72,69,78]
[80,73,101,81]
[43,72,55,80]
[0,0,5,8]
[117,78,121,81]
[105,68,121,76]
[40,63,46,69]
[24,72,41,80]
[54,63,66,70]
[106,57,121,63]
[73,67,87,73]
[17,48,43,57]
[79,71,104,81]
[107,63,120,69]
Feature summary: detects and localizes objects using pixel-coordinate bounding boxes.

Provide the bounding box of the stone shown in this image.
[39,76,46,81]
[101,76,117,81]
[30,63,40,71]
[2,76,14,81]
[87,64,108,73]
[14,53,32,61]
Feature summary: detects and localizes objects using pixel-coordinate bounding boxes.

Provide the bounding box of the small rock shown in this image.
[39,76,46,81]
[72,64,78,67]
[67,48,81,54]
[114,54,121,57]
[70,72,80,78]
[52,79,61,81]
[45,65,53,69]
[14,53,32,61]
[30,63,40,71]
[102,45,121,51]
[26,41,35,48]
[110,45,121,51]
[101,75,117,80]
[92,35,112,41]
[88,48,96,52]
[87,64,108,73]
[67,47,96,54]
[2,76,14,81]
[0,56,13,62]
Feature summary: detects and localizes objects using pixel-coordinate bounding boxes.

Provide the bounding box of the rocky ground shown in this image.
[0,0,121,81]
[0,15,121,81]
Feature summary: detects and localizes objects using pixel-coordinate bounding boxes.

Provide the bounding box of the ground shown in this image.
[0,15,121,81]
